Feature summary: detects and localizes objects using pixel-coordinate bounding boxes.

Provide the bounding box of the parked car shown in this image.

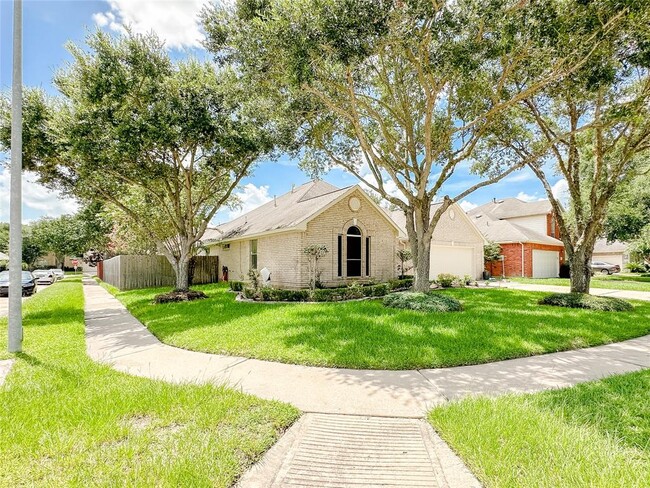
[31,269,56,285]
[0,271,37,297]
[590,261,620,275]
[51,269,65,280]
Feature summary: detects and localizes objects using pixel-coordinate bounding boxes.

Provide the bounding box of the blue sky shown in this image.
[0,0,565,224]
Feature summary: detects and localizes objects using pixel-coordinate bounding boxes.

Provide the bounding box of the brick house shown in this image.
[468,198,565,278]
[204,181,485,288]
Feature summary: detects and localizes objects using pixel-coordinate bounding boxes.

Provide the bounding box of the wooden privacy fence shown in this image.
[101,255,219,290]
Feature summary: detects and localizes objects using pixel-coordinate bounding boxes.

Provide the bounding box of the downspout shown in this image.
[501,254,505,278]
[520,242,525,277]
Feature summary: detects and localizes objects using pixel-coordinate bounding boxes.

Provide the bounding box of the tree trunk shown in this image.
[173,256,190,292]
[568,248,592,294]
[412,235,432,293]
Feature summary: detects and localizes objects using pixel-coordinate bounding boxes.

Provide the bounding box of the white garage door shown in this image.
[430,246,474,280]
[532,250,559,278]
[592,253,623,269]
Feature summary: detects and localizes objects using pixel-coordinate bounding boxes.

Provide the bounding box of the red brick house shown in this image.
[468,198,565,278]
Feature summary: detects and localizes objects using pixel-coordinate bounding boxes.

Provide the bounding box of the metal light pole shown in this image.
[8,0,23,353]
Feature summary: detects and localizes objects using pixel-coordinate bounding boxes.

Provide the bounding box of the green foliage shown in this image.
[0,30,286,290]
[383,292,462,313]
[626,262,647,273]
[228,280,245,292]
[396,249,412,276]
[483,241,502,263]
[436,273,458,288]
[539,293,633,312]
[260,288,311,302]
[303,244,329,290]
[604,165,650,242]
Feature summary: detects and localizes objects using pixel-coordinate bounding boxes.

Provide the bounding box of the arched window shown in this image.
[346,226,362,277]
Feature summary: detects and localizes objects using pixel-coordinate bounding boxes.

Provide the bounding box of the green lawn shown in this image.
[110,283,650,370]
[0,277,299,486]
[429,370,650,487]
[511,273,650,292]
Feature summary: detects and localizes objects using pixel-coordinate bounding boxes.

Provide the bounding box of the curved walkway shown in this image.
[84,279,649,417]
[83,279,649,488]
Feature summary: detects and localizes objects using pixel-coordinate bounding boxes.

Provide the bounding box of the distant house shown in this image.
[204,181,485,289]
[592,239,629,269]
[390,204,485,281]
[468,198,565,278]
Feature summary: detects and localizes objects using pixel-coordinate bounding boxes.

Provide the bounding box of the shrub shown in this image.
[153,290,208,303]
[229,281,244,292]
[260,288,311,302]
[625,262,646,273]
[388,277,413,291]
[436,273,457,288]
[383,291,462,312]
[539,293,633,312]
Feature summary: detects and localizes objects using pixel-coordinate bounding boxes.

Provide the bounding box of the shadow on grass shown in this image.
[116,285,650,370]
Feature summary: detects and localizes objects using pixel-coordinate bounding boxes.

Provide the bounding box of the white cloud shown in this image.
[459,200,478,212]
[0,170,79,223]
[551,178,569,205]
[516,191,538,202]
[228,183,272,219]
[93,0,208,49]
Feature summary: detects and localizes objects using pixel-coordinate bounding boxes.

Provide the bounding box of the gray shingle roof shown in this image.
[469,213,563,246]
[469,198,553,219]
[593,238,628,253]
[202,181,352,243]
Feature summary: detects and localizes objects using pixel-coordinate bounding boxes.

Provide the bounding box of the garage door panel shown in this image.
[430,246,474,280]
[532,250,559,278]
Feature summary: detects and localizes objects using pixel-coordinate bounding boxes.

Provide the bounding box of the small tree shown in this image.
[483,241,502,277]
[396,249,412,279]
[303,244,329,290]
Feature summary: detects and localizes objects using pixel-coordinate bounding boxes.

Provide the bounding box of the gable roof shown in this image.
[469,213,563,246]
[202,181,400,244]
[470,198,553,220]
[593,238,628,254]
[389,203,486,243]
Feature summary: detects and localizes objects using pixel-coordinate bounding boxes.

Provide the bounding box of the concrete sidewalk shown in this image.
[487,280,650,301]
[83,279,649,487]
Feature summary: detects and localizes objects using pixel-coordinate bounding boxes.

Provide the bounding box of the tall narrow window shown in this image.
[346,226,362,277]
[250,239,258,269]
[365,237,371,276]
[337,234,342,277]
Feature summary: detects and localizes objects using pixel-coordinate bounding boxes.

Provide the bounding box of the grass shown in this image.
[512,273,650,292]
[429,370,650,487]
[0,277,299,486]
[108,282,650,370]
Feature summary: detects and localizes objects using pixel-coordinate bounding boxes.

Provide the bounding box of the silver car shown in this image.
[51,269,65,280]
[31,269,56,285]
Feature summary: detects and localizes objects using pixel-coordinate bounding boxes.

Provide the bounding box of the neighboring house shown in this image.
[389,205,485,281]
[204,181,402,289]
[468,198,565,278]
[592,238,629,269]
[204,181,485,289]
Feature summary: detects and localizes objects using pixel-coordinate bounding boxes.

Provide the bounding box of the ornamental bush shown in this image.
[539,293,633,312]
[383,292,462,312]
[229,281,244,292]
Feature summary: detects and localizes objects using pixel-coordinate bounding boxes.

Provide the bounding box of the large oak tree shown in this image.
[480,0,650,292]
[203,0,625,291]
[1,31,287,291]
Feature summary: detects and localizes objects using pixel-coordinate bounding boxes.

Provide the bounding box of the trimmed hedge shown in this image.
[241,278,413,302]
[383,291,462,312]
[539,293,633,312]
[229,281,245,292]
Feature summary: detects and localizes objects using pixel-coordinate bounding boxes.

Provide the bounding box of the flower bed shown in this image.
[240,278,413,302]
